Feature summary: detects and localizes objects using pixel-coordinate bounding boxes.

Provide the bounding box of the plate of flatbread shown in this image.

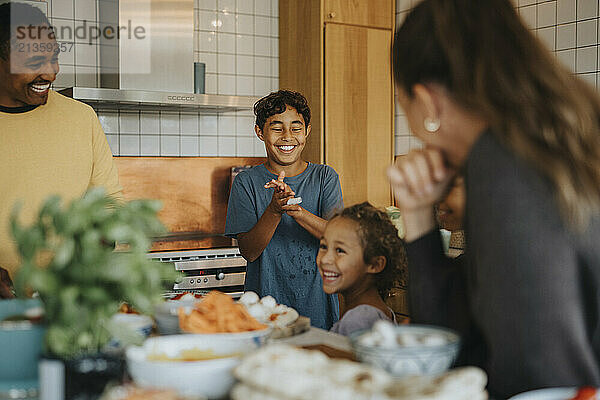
[231,344,488,400]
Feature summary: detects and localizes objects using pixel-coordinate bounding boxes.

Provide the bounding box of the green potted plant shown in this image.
[10,188,179,398]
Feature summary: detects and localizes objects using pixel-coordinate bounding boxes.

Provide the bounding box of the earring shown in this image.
[424,117,440,133]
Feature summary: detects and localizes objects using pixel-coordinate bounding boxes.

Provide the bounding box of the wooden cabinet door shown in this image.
[324,0,394,29]
[324,23,393,208]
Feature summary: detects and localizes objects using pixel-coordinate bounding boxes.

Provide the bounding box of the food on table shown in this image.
[119,303,139,314]
[569,387,598,400]
[238,291,299,328]
[286,197,303,205]
[359,320,448,347]
[178,291,268,333]
[386,367,488,400]
[126,332,267,398]
[232,344,392,400]
[231,344,488,400]
[351,323,460,377]
[169,292,203,301]
[147,348,239,362]
[100,384,190,400]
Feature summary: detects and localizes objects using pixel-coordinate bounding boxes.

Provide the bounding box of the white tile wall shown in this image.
[47,0,277,157]
[394,0,600,156]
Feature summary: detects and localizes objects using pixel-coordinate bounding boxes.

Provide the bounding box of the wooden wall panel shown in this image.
[115,157,265,250]
[324,0,394,29]
[279,0,324,164]
[324,24,393,207]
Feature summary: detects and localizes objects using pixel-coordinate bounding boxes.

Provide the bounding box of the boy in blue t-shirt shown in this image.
[225,90,343,329]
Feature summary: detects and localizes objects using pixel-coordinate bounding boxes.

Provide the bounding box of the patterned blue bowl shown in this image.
[349,325,460,377]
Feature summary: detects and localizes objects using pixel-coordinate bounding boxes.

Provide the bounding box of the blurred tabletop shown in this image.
[271,327,351,352]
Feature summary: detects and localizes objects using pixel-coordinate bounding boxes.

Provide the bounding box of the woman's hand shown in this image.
[387,148,456,241]
[388,148,455,211]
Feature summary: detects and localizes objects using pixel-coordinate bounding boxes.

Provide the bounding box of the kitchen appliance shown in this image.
[58,0,259,111]
[0,0,47,13]
[98,0,193,92]
[152,245,247,299]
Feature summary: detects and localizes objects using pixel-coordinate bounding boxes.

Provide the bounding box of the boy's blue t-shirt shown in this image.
[225,162,343,329]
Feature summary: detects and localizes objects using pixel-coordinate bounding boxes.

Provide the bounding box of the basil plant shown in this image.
[10,188,179,359]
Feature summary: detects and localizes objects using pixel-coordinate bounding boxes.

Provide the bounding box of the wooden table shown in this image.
[270,327,355,360]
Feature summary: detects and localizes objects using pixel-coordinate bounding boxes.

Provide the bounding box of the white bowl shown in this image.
[153,300,199,335]
[126,330,271,399]
[508,388,578,400]
[350,325,460,377]
[107,313,154,349]
[111,313,153,337]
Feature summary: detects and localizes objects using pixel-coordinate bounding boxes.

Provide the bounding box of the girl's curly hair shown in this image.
[334,202,408,298]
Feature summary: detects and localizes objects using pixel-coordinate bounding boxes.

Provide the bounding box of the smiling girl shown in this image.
[317,202,406,336]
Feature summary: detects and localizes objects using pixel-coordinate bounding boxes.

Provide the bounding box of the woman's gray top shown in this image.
[406,131,600,399]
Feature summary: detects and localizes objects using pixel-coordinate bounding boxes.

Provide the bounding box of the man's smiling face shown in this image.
[0,24,59,107]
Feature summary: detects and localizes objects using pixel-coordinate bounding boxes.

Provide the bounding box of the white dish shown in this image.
[508,387,577,400]
[154,300,199,335]
[111,314,153,337]
[127,331,271,399]
[127,346,237,399]
[350,324,460,377]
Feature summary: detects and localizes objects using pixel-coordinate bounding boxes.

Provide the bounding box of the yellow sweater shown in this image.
[0,90,122,277]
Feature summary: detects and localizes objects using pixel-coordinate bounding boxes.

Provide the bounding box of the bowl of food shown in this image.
[126,331,270,399]
[349,321,460,377]
[154,293,203,335]
[176,291,271,338]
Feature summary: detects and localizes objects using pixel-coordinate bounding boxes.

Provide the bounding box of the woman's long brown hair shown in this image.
[393,0,600,230]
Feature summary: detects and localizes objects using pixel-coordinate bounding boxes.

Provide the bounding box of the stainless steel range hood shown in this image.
[60,0,259,112]
[99,0,193,92]
[59,87,258,113]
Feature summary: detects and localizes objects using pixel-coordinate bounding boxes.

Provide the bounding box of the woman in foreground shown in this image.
[388,0,600,397]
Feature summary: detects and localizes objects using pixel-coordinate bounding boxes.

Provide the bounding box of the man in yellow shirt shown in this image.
[0,2,123,297]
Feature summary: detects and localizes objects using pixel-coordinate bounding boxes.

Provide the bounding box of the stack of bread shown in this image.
[231,345,488,400]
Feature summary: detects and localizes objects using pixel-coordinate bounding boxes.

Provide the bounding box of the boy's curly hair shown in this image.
[334,202,408,298]
[254,89,311,131]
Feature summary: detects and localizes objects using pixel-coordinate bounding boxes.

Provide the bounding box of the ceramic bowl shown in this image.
[153,300,199,335]
[111,313,154,337]
[107,313,154,349]
[126,329,272,399]
[350,324,460,377]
